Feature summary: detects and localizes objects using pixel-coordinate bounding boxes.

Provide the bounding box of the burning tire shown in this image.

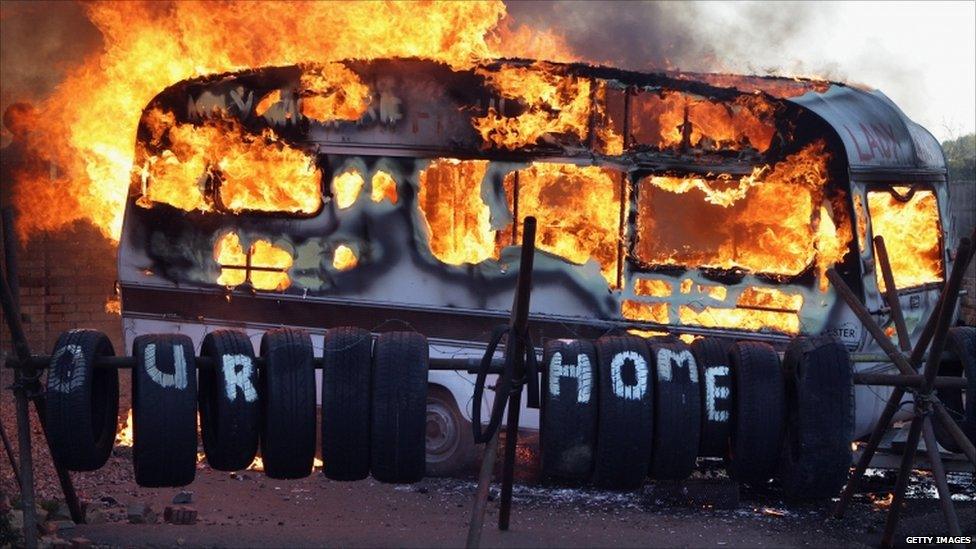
[321,326,372,481]
[541,339,598,483]
[593,336,654,490]
[198,329,260,471]
[691,337,734,458]
[44,329,119,472]
[934,326,976,451]
[425,385,476,477]
[726,341,785,485]
[371,331,429,483]
[259,328,316,479]
[132,334,197,487]
[779,336,854,499]
[648,340,701,480]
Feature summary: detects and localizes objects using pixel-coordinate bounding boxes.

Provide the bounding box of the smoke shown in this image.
[0,1,102,145]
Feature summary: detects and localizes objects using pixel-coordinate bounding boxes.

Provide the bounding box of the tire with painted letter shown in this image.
[933,326,976,451]
[371,331,429,483]
[648,340,701,480]
[593,336,654,490]
[691,337,734,458]
[779,336,854,499]
[541,339,598,483]
[260,328,316,479]
[132,334,197,487]
[727,341,784,485]
[45,330,119,472]
[321,326,372,481]
[199,329,259,471]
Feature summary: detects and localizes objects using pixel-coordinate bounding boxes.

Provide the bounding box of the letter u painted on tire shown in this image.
[548,351,592,403]
[609,351,648,400]
[143,343,189,389]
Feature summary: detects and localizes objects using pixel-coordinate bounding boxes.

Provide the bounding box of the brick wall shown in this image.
[0,221,122,359]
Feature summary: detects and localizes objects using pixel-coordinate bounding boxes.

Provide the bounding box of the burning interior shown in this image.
[119,58,948,342]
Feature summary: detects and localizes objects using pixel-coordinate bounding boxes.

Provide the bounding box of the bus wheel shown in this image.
[541,339,598,484]
[132,333,197,487]
[779,336,853,499]
[259,328,316,480]
[934,326,976,451]
[45,329,118,472]
[726,341,785,485]
[425,386,475,477]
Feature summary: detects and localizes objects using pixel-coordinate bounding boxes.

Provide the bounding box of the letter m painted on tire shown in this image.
[548,352,592,403]
[144,343,188,389]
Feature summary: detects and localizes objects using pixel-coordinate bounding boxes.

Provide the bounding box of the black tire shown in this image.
[199,329,260,471]
[321,326,372,481]
[593,336,654,490]
[691,337,735,458]
[727,341,785,485]
[371,332,429,483]
[259,328,316,479]
[425,386,477,477]
[132,334,197,487]
[648,340,701,480]
[45,330,118,472]
[779,336,854,499]
[934,326,976,451]
[541,339,598,483]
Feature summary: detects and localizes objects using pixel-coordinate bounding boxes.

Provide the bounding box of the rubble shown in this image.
[164,505,198,525]
[126,502,156,524]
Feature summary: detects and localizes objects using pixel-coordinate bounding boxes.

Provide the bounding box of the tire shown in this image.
[691,337,735,458]
[45,330,118,472]
[425,386,477,477]
[593,336,654,490]
[934,326,976,451]
[648,340,701,480]
[321,326,372,481]
[132,334,197,487]
[727,341,785,485]
[779,336,854,499]
[541,339,598,483]
[371,332,429,483]
[199,329,260,471]
[259,328,316,479]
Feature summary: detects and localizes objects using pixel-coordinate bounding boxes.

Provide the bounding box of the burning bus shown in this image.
[98,58,964,491]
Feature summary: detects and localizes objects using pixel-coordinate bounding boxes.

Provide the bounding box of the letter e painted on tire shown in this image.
[704,366,730,422]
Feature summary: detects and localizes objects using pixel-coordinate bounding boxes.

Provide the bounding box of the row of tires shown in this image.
[44,327,429,487]
[540,335,856,498]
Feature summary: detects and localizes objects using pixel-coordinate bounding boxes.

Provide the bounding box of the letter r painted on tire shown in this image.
[548,352,592,403]
[144,343,189,389]
[609,351,648,400]
[704,366,730,422]
[221,354,258,403]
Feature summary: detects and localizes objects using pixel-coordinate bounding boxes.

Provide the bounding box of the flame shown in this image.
[504,163,623,285]
[116,409,134,447]
[214,232,293,291]
[678,73,831,99]
[333,245,358,271]
[678,305,800,334]
[867,188,943,292]
[333,169,365,209]
[138,110,321,214]
[104,296,121,315]
[371,171,398,204]
[473,63,592,150]
[630,90,776,152]
[248,455,264,472]
[634,279,673,298]
[870,493,894,510]
[699,285,728,300]
[300,63,371,122]
[10,0,572,241]
[737,287,803,311]
[417,159,495,265]
[622,300,670,324]
[634,142,846,282]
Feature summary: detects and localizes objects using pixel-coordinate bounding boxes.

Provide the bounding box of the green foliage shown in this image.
[943,133,976,181]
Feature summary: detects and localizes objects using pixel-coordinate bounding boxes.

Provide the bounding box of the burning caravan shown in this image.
[119,59,957,482]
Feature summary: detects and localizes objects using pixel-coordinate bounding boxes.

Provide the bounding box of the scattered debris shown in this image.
[172,490,194,504]
[126,502,157,524]
[164,506,198,525]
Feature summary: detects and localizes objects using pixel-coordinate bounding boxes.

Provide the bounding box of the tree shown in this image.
[942,133,975,182]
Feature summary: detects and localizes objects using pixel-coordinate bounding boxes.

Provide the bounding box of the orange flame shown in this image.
[417,159,495,265]
[867,188,943,292]
[11,0,573,241]
[215,232,293,291]
[333,245,358,271]
[116,409,134,447]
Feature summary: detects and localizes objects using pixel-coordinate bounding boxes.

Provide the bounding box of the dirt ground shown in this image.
[2,367,973,548]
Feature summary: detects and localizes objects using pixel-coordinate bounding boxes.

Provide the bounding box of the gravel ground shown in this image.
[1,366,973,548]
